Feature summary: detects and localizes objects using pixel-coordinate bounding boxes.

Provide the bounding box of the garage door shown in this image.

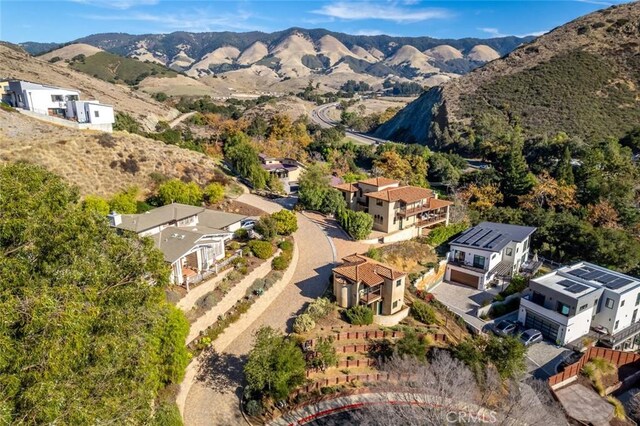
[524,311,559,341]
[450,269,480,288]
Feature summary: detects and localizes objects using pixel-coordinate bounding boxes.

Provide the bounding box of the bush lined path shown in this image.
[181,194,336,426]
[177,269,232,312]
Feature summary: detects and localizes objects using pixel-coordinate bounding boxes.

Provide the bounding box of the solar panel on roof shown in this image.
[557,279,578,288]
[604,277,634,290]
[460,229,486,245]
[595,273,617,284]
[567,268,592,278]
[583,270,606,280]
[471,230,494,247]
[566,283,589,294]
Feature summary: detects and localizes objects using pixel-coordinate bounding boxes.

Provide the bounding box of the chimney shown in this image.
[107,211,122,227]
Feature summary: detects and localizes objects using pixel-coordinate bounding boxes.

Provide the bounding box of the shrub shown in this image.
[272,255,290,271]
[254,215,278,240]
[153,92,168,102]
[109,187,138,214]
[344,305,373,325]
[278,240,294,252]
[293,313,316,333]
[306,298,333,321]
[245,399,263,417]
[607,396,626,420]
[157,179,203,206]
[48,56,62,63]
[271,209,298,235]
[154,402,183,426]
[339,210,373,240]
[248,240,274,259]
[411,300,436,324]
[0,102,15,112]
[196,293,217,310]
[234,228,249,241]
[82,195,110,215]
[426,222,468,247]
[204,182,225,204]
[366,247,382,261]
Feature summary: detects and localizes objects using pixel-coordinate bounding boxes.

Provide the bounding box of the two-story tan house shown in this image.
[333,254,407,322]
[333,177,452,239]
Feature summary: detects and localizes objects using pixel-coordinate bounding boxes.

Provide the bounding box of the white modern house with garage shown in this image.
[519,262,640,349]
[109,203,247,288]
[445,222,536,290]
[2,80,115,132]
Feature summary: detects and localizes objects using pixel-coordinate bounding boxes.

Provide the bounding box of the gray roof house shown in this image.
[445,222,537,290]
[109,203,247,288]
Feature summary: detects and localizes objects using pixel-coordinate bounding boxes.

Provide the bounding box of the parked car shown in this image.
[519,329,543,346]
[493,320,517,337]
[241,219,256,230]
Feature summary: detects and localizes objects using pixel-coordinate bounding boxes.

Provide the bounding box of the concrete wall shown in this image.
[17,109,113,132]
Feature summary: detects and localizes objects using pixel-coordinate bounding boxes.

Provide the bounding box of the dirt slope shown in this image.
[0,110,221,197]
[39,43,103,61]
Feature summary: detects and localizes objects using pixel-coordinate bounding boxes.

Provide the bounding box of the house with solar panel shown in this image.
[519,262,640,349]
[445,222,537,290]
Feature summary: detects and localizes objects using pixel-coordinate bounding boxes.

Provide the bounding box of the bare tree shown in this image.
[354,350,566,425]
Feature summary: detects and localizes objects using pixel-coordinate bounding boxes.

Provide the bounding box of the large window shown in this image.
[51,94,63,102]
[473,255,485,270]
[605,298,614,309]
[376,199,383,206]
[556,302,570,316]
[506,248,513,256]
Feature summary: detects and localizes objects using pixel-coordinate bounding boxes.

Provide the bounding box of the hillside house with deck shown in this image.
[109,203,246,287]
[258,154,304,193]
[333,254,408,324]
[333,177,452,241]
[2,79,115,132]
[445,222,536,290]
[519,262,640,349]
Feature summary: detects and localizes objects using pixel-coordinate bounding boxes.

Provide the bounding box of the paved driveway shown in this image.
[183,194,335,426]
[525,340,572,380]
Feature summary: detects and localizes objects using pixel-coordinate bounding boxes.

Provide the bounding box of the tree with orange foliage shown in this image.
[458,184,503,211]
[518,172,578,211]
[587,200,620,229]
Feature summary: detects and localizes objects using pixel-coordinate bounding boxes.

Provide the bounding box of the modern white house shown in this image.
[445,222,536,290]
[109,203,247,287]
[2,80,115,132]
[518,262,640,350]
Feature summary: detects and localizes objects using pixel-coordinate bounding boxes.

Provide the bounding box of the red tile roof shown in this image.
[359,177,400,187]
[333,254,405,287]
[333,182,358,192]
[366,185,435,203]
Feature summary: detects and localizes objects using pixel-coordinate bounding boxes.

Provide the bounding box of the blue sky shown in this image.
[0,0,632,43]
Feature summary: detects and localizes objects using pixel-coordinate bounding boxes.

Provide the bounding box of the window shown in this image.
[392,300,398,309]
[472,255,485,270]
[396,279,402,287]
[66,95,78,101]
[636,293,640,306]
[615,320,619,330]
[579,304,588,312]
[506,248,513,256]
[606,298,614,309]
[94,110,100,118]
[621,300,626,307]
[376,199,383,206]
[556,302,570,316]
[51,94,63,102]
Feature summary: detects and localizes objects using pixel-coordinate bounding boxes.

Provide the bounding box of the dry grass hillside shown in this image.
[0,45,178,130]
[0,110,221,197]
[40,43,103,61]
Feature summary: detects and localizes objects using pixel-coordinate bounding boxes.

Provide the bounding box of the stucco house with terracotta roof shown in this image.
[333,177,452,239]
[333,254,407,322]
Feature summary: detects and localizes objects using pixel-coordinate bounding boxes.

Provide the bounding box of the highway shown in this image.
[310,102,389,145]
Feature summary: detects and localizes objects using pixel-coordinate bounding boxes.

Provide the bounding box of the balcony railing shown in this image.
[397,204,438,218]
[416,213,448,227]
[520,295,570,326]
[360,288,382,304]
[448,258,487,273]
[599,321,640,346]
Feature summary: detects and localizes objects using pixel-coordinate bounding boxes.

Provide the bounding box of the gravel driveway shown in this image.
[183,194,335,426]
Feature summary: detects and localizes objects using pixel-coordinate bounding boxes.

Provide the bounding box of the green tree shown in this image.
[555,146,575,185]
[267,174,285,194]
[298,163,331,211]
[157,179,203,206]
[339,210,373,240]
[498,130,535,204]
[411,300,437,324]
[309,337,338,370]
[254,215,278,240]
[321,189,347,215]
[204,182,225,204]
[271,210,298,236]
[485,335,526,379]
[0,163,189,424]
[244,327,306,399]
[109,186,139,213]
[396,330,429,361]
[113,112,142,134]
[344,305,374,325]
[82,195,110,215]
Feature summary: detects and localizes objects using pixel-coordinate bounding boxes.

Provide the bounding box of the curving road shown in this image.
[310,102,388,146]
[183,193,336,426]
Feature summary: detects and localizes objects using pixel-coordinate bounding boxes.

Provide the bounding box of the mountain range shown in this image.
[376,2,640,147]
[20,28,533,90]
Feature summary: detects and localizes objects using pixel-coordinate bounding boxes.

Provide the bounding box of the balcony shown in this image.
[520,295,570,326]
[360,287,382,304]
[397,204,434,218]
[448,258,487,273]
[599,321,640,347]
[416,212,448,227]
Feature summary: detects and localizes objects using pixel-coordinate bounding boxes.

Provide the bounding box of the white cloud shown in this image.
[355,29,385,36]
[313,1,451,23]
[80,8,261,32]
[518,30,548,37]
[478,27,504,37]
[69,0,159,10]
[574,0,614,6]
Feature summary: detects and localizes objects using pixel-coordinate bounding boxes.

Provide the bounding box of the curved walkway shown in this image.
[182,194,336,426]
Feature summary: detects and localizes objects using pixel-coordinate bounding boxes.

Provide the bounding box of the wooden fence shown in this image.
[306,330,447,348]
[296,372,414,395]
[548,346,640,389]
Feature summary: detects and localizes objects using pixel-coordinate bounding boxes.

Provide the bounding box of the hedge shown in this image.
[248,240,274,259]
[426,222,469,247]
